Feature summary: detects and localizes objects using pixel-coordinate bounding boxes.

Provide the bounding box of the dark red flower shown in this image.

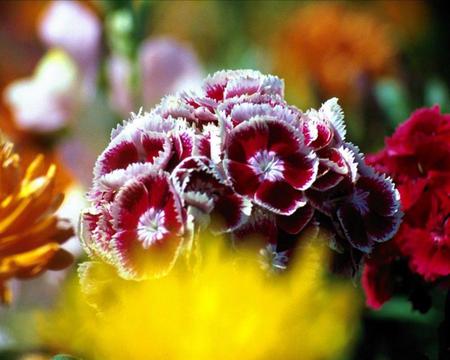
[224,118,318,215]
[363,106,450,308]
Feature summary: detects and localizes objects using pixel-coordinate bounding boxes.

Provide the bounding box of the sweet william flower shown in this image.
[110,171,185,279]
[224,118,318,215]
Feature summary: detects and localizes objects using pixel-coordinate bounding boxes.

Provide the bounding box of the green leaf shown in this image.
[53,355,80,360]
[425,78,449,112]
[375,79,410,129]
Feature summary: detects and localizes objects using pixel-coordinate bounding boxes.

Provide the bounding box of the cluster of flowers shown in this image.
[81,70,401,279]
[362,106,450,309]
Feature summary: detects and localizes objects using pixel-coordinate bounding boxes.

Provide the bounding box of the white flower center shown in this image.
[248,150,284,182]
[137,208,168,249]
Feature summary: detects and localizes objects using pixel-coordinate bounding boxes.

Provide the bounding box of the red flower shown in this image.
[224,118,318,215]
[363,106,450,308]
[110,171,185,279]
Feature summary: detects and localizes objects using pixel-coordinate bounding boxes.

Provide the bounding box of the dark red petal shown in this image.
[312,171,344,191]
[318,148,348,175]
[206,84,225,101]
[97,140,138,176]
[173,131,194,162]
[255,180,306,215]
[140,173,171,209]
[358,175,399,216]
[282,152,318,190]
[226,160,260,196]
[113,180,149,230]
[227,120,269,162]
[337,203,371,252]
[212,193,246,232]
[310,122,333,149]
[277,205,314,235]
[267,120,301,157]
[365,213,401,243]
[362,261,394,310]
[232,208,277,246]
[112,229,183,279]
[141,133,166,162]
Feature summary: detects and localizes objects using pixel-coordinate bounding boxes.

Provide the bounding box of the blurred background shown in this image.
[0,1,448,359]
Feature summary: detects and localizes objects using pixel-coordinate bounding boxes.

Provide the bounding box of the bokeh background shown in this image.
[0,1,449,359]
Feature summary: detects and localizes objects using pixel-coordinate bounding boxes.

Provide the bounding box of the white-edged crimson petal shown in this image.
[320,97,346,141]
[312,171,344,191]
[111,229,183,280]
[224,76,260,99]
[227,119,269,162]
[112,180,149,231]
[266,120,302,157]
[141,133,165,162]
[232,206,277,246]
[282,151,318,190]
[318,147,348,175]
[225,160,260,196]
[310,121,333,149]
[358,175,400,217]
[95,140,138,177]
[212,193,247,233]
[140,172,174,210]
[337,203,371,253]
[277,205,314,235]
[255,180,306,215]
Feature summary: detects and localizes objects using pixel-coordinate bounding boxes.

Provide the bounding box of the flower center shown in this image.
[248,150,284,181]
[137,208,168,248]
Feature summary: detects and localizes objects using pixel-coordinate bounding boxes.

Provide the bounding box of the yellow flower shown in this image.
[0,134,73,304]
[274,3,396,107]
[39,231,360,359]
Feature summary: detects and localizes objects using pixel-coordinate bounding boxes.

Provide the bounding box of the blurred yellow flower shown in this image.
[274,3,396,107]
[39,231,360,360]
[0,134,73,304]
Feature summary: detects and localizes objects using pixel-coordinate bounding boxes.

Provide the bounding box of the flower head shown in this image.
[82,70,401,280]
[0,134,73,303]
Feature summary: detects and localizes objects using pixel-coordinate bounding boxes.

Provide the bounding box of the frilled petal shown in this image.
[255,180,306,215]
[225,160,260,196]
[365,212,401,243]
[112,180,149,231]
[358,175,400,217]
[213,193,249,233]
[266,120,302,157]
[95,140,139,177]
[318,148,348,175]
[311,171,343,191]
[227,119,269,162]
[282,151,318,190]
[337,203,371,253]
[111,229,182,280]
[277,205,314,235]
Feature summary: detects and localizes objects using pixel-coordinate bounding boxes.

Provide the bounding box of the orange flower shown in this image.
[0,134,73,304]
[274,3,396,106]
